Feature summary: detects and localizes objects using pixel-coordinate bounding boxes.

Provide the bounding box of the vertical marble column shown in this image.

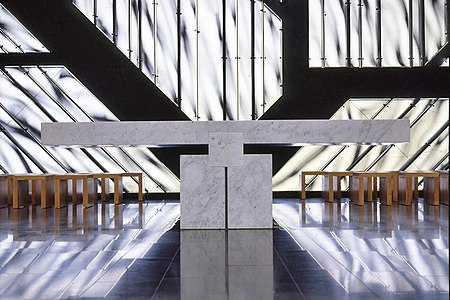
[180,155,226,229]
[227,155,273,229]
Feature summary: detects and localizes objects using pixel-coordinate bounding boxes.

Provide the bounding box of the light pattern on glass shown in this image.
[0,66,180,192]
[273,98,449,192]
[0,4,48,52]
[72,0,283,120]
[309,0,447,67]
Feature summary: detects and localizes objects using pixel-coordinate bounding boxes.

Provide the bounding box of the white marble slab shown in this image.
[42,119,410,230]
[208,132,243,167]
[180,155,225,229]
[41,119,410,146]
[227,155,273,229]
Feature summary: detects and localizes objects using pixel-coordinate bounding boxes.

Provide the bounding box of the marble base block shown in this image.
[180,155,225,229]
[228,155,273,229]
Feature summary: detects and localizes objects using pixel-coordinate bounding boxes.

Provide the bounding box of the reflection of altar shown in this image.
[42,120,409,230]
[181,229,273,299]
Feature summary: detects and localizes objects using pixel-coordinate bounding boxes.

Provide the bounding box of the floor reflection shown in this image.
[0,198,448,299]
[181,230,274,299]
[0,201,180,299]
[274,198,449,299]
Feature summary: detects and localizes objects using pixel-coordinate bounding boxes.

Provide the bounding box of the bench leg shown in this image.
[101,178,110,202]
[379,176,392,206]
[300,174,306,200]
[114,177,123,205]
[138,175,143,201]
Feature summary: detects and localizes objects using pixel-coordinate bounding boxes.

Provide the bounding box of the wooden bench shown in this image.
[322,171,353,202]
[123,173,144,201]
[53,173,96,208]
[0,174,10,208]
[439,171,448,206]
[300,170,353,202]
[53,174,70,208]
[93,172,143,204]
[93,173,124,205]
[299,171,324,200]
[398,171,440,206]
[349,171,395,206]
[12,174,54,209]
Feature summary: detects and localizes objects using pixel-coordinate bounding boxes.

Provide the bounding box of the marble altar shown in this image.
[42,120,410,229]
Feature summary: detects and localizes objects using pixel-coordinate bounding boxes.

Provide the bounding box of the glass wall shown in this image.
[0,4,180,192]
[0,66,180,192]
[0,4,48,52]
[309,0,448,67]
[274,98,449,191]
[72,0,283,120]
[1,3,447,193]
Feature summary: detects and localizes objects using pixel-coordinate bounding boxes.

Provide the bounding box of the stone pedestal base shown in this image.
[180,155,226,229]
[228,155,272,229]
[180,155,272,229]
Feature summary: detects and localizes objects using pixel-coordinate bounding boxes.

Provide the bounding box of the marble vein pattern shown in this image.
[227,155,273,229]
[41,119,409,147]
[208,132,244,167]
[180,155,225,229]
[41,120,410,230]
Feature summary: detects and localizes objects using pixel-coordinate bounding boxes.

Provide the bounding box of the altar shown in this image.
[42,120,409,229]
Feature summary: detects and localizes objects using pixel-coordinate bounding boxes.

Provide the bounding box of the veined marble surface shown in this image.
[180,156,225,229]
[41,119,410,230]
[208,132,243,167]
[42,119,409,146]
[228,155,273,229]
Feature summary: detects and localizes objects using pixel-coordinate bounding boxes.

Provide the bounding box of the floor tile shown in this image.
[0,199,447,299]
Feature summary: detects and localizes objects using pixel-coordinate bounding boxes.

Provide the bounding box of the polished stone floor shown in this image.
[0,198,448,299]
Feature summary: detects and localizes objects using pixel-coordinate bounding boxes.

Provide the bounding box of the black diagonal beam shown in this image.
[0,53,61,66]
[1,0,188,121]
[425,42,450,68]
